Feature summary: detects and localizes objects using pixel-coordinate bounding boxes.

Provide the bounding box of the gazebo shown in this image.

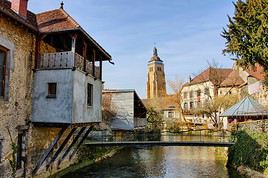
[220,96,268,123]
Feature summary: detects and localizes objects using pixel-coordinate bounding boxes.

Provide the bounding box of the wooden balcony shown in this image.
[39,51,101,79]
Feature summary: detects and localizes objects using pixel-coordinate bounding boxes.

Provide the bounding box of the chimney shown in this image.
[11,0,29,18]
[189,75,192,82]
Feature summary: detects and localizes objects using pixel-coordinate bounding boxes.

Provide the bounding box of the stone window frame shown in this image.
[0,37,14,102]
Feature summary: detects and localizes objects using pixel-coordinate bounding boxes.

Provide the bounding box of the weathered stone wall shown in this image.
[26,126,80,178]
[238,120,268,132]
[40,40,56,54]
[0,14,36,177]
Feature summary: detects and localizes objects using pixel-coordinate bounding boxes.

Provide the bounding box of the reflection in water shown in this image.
[62,135,242,178]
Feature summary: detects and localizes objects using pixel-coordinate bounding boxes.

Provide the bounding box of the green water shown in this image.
[62,135,242,178]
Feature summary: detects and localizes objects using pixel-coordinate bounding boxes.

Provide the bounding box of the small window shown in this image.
[190,102,194,109]
[196,89,201,97]
[167,111,174,118]
[183,102,188,110]
[47,83,57,98]
[149,67,153,72]
[190,91,193,98]
[205,88,210,96]
[87,83,93,106]
[183,92,187,99]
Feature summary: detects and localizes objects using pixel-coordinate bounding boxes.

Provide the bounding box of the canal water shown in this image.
[62,134,242,178]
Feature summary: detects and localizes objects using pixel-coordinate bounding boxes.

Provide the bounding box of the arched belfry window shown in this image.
[0,46,7,97]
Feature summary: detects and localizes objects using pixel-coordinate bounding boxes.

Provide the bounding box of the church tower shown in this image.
[146,47,167,99]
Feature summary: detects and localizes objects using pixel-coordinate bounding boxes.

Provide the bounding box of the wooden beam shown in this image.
[32,127,67,175]
[83,41,87,72]
[46,128,77,170]
[71,34,77,53]
[92,49,96,78]
[57,127,86,167]
[99,55,103,80]
[69,126,93,160]
[34,35,41,70]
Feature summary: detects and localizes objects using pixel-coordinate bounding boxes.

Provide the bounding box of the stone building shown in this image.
[146,47,167,99]
[181,64,265,126]
[0,0,37,177]
[0,0,113,177]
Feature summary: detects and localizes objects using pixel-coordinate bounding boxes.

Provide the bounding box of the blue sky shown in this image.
[29,0,235,98]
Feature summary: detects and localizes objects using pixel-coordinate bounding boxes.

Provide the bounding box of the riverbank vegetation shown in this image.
[227,129,268,176]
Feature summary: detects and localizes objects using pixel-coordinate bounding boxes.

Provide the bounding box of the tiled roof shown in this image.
[247,64,265,81]
[220,70,245,87]
[36,8,111,59]
[0,0,37,31]
[36,9,79,33]
[188,67,233,86]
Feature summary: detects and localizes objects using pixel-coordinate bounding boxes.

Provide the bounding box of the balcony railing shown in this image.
[39,51,101,79]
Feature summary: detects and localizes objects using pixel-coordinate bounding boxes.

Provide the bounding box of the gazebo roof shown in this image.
[220,96,268,117]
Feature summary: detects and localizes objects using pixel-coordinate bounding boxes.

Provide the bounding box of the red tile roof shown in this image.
[187,67,233,86]
[247,64,265,81]
[220,70,245,87]
[36,9,79,33]
[35,8,111,59]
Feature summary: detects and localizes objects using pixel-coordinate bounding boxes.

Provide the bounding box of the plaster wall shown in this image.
[73,70,102,123]
[32,69,73,123]
[110,92,134,129]
[32,69,102,124]
[181,81,214,109]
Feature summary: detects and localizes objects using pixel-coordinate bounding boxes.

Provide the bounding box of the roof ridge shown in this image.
[36,8,60,15]
[59,8,80,28]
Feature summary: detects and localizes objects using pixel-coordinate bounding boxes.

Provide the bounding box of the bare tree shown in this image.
[167,76,191,129]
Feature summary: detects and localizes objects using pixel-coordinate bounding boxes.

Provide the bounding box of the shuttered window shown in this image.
[0,46,7,97]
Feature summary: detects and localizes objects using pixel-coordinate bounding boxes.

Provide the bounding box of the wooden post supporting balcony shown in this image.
[46,128,77,170]
[57,127,86,168]
[34,37,41,70]
[92,49,96,78]
[100,55,103,80]
[69,126,93,160]
[71,34,77,53]
[34,35,46,70]
[32,127,67,175]
[83,41,87,73]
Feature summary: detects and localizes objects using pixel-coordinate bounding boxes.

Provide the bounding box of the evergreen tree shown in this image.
[222,0,268,82]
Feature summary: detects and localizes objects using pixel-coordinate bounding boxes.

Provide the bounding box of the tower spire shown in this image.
[153,47,158,56]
